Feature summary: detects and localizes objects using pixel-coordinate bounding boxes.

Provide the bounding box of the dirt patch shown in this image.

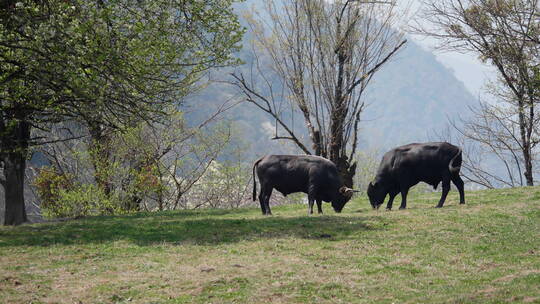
[478,262,501,271]
[494,270,540,283]
[477,287,498,297]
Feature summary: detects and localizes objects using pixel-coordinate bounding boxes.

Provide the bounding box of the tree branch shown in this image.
[231,72,312,155]
[345,39,407,96]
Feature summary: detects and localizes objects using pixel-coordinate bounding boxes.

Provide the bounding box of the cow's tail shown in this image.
[252,157,263,201]
[449,147,462,174]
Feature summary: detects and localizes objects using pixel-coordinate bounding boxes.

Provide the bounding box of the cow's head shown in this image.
[367,181,385,209]
[332,187,355,213]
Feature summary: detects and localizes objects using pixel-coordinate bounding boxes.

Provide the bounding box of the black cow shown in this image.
[252,155,356,215]
[367,142,465,210]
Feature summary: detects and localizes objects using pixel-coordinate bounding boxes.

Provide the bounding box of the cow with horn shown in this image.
[252,155,359,215]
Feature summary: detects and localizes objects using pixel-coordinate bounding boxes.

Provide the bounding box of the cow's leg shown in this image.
[386,191,398,210]
[399,187,409,210]
[308,185,316,215]
[263,188,273,215]
[436,177,451,208]
[259,185,272,215]
[451,174,466,204]
[316,199,323,214]
[258,190,268,215]
[308,198,315,215]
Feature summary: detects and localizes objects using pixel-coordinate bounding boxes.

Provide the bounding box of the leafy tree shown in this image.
[0,0,244,225]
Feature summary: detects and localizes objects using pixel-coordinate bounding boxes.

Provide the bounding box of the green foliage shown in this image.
[33,167,74,217]
[1,0,245,119]
[34,167,127,218]
[1,0,245,224]
[35,109,242,217]
[47,183,125,218]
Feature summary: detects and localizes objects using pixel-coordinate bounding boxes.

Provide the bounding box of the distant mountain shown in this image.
[359,40,475,151]
[183,2,478,159]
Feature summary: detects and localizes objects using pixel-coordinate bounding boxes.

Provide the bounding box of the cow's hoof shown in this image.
[385,208,392,211]
[435,205,443,208]
[460,202,466,205]
[399,207,406,210]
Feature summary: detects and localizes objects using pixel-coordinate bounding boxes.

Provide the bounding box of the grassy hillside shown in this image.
[1,187,539,303]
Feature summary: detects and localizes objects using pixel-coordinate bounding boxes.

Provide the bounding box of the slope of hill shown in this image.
[360,41,475,150]
[1,187,538,303]
[179,0,479,159]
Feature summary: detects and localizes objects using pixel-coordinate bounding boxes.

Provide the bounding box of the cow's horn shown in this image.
[339,187,354,197]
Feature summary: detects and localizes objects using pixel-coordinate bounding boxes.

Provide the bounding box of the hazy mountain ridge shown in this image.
[184,1,478,158]
[359,40,476,151]
[185,37,477,159]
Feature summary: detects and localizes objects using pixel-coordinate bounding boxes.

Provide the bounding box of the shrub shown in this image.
[34,167,125,218]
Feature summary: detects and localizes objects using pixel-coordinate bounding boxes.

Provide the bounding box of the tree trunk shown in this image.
[523,147,534,186]
[3,152,28,225]
[335,156,356,188]
[517,103,534,186]
[329,53,356,187]
[1,119,30,226]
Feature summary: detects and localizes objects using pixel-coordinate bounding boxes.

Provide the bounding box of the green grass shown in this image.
[0,187,539,303]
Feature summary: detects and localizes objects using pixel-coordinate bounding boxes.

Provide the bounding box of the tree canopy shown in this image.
[0,0,244,225]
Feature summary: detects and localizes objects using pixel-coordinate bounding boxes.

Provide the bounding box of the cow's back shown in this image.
[256,155,339,195]
[377,142,460,186]
[394,142,457,167]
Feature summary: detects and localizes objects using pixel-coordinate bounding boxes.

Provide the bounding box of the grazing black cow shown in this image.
[367,142,465,210]
[252,155,356,215]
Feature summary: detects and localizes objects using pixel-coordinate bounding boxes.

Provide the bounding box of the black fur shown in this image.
[367,142,465,210]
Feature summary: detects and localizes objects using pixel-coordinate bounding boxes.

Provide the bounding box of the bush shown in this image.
[34,167,125,218]
[34,167,74,218]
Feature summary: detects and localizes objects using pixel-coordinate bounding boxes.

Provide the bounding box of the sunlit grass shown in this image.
[0,187,539,303]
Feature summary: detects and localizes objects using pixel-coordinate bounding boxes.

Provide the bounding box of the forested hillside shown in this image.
[184,1,477,158]
[360,41,475,149]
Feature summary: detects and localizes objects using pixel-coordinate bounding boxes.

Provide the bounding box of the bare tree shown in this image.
[34,102,237,216]
[433,121,527,189]
[233,0,407,187]
[413,0,540,186]
[153,118,231,211]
